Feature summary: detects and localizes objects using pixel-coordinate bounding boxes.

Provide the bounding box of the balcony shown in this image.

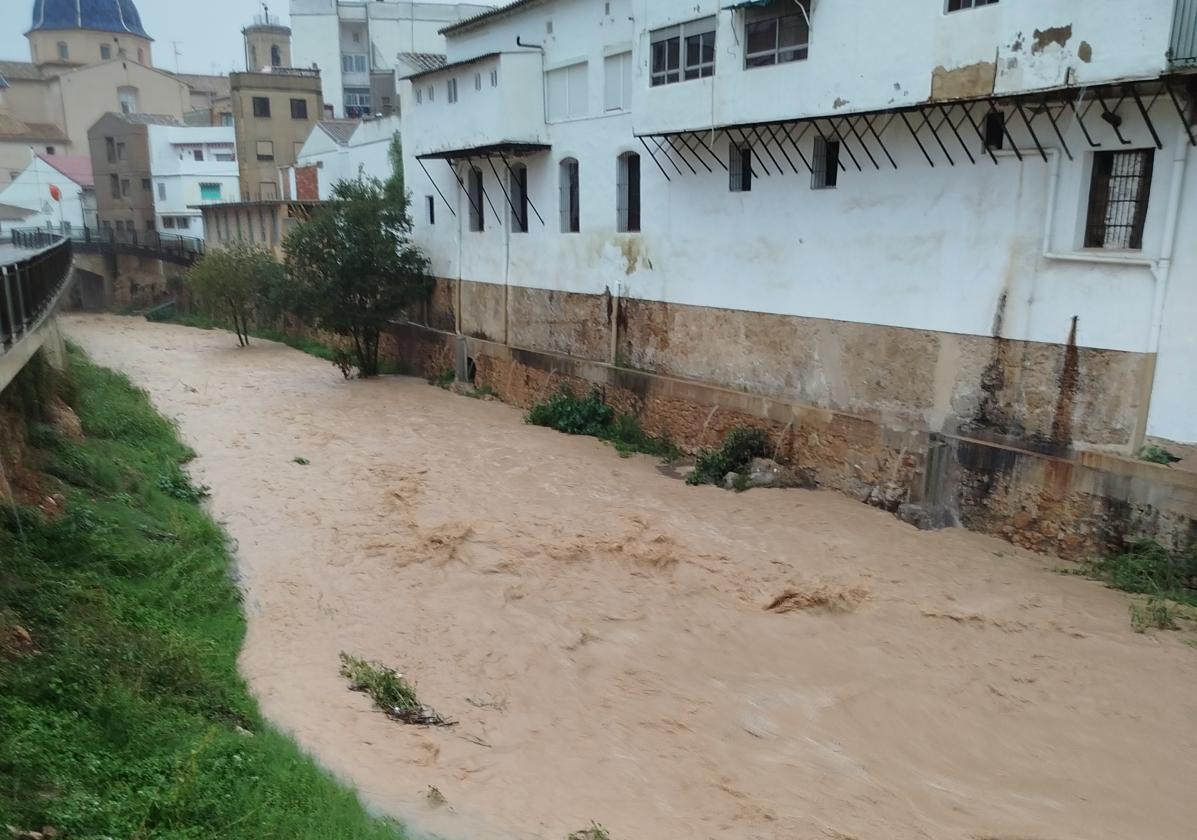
[1170,0,1197,67]
[403,52,548,161]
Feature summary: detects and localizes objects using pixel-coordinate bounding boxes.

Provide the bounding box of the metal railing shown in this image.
[12,225,205,264]
[1171,0,1197,66]
[1,236,72,354]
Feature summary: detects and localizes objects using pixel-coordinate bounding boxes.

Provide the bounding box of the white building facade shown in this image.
[289,0,493,118]
[401,0,1197,453]
[146,124,238,238]
[0,153,95,237]
[284,114,400,199]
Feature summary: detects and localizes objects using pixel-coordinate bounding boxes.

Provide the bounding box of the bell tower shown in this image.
[242,3,292,70]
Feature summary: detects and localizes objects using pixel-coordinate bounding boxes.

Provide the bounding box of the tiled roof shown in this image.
[38,153,94,188]
[30,0,151,40]
[396,52,447,74]
[440,1,539,36]
[106,112,185,126]
[0,113,68,142]
[0,61,45,81]
[317,120,359,146]
[403,52,501,81]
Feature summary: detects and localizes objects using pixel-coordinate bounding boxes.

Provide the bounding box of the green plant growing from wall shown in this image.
[525,386,677,459]
[186,241,286,347]
[1137,444,1180,465]
[687,426,770,486]
[283,143,432,377]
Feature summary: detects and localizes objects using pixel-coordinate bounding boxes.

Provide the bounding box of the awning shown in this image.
[633,74,1195,181]
[415,142,551,228]
[415,141,551,161]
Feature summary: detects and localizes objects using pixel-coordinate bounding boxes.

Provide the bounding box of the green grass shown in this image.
[526,387,678,460]
[1074,540,1197,632]
[686,426,770,486]
[0,348,406,839]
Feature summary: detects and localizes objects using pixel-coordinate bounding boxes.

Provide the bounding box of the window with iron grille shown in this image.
[984,111,1005,150]
[744,1,809,68]
[447,78,458,103]
[729,144,752,192]
[467,166,484,232]
[650,17,715,86]
[616,152,640,232]
[946,0,998,11]
[426,195,435,225]
[811,137,839,189]
[509,164,529,233]
[290,98,308,119]
[1084,149,1154,250]
[559,158,580,232]
[252,97,271,118]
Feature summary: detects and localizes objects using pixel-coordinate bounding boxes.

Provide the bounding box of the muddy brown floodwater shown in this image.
[66,314,1196,840]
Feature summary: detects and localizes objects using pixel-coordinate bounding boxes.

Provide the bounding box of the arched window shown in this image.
[57,41,69,60]
[559,158,579,233]
[467,166,484,232]
[137,47,144,63]
[271,44,282,66]
[616,152,640,232]
[509,163,528,233]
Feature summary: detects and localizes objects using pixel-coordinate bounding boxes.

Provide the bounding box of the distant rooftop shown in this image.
[317,120,359,146]
[397,52,446,74]
[37,153,94,188]
[105,112,185,126]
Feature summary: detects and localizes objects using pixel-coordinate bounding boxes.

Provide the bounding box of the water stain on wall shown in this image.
[1032,24,1073,54]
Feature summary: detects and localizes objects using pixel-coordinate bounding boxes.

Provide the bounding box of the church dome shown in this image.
[29,0,151,40]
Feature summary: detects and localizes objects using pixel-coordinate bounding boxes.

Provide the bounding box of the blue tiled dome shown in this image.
[29,0,151,40]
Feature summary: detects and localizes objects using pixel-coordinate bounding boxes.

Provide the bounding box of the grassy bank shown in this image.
[0,348,405,838]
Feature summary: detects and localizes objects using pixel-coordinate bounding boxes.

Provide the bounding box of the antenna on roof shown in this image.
[172,41,183,74]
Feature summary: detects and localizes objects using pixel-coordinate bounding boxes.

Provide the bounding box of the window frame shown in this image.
[603,50,633,112]
[290,98,309,119]
[255,140,275,162]
[811,136,839,189]
[252,96,271,118]
[650,16,716,87]
[100,43,111,60]
[509,163,529,233]
[744,3,810,69]
[447,78,458,103]
[1083,149,1154,251]
[559,158,580,233]
[467,166,485,232]
[945,0,999,12]
[616,152,640,232]
[729,144,753,192]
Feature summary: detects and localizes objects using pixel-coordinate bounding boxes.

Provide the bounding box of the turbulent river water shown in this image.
[66,314,1196,840]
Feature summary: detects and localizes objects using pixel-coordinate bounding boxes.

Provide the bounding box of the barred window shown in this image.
[811,137,839,189]
[467,167,484,232]
[729,144,752,192]
[1084,150,1154,250]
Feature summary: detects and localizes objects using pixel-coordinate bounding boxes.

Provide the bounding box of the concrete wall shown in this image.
[58,61,190,153]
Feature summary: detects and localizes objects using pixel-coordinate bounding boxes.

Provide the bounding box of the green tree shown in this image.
[187,241,285,347]
[282,166,431,377]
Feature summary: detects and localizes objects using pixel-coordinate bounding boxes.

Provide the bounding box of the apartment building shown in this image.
[289,0,492,118]
[86,112,238,238]
[230,68,324,200]
[146,124,239,237]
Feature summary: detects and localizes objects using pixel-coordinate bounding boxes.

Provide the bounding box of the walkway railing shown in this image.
[12,225,205,265]
[1,236,72,355]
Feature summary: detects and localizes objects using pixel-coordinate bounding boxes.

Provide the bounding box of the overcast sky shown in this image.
[0,0,460,76]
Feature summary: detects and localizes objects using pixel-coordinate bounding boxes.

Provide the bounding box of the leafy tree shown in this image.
[187,241,285,347]
[282,160,431,377]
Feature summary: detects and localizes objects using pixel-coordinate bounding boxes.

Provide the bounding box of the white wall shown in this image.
[402,0,1195,444]
[634,0,1177,135]
[0,156,90,236]
[294,115,401,199]
[147,125,240,237]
